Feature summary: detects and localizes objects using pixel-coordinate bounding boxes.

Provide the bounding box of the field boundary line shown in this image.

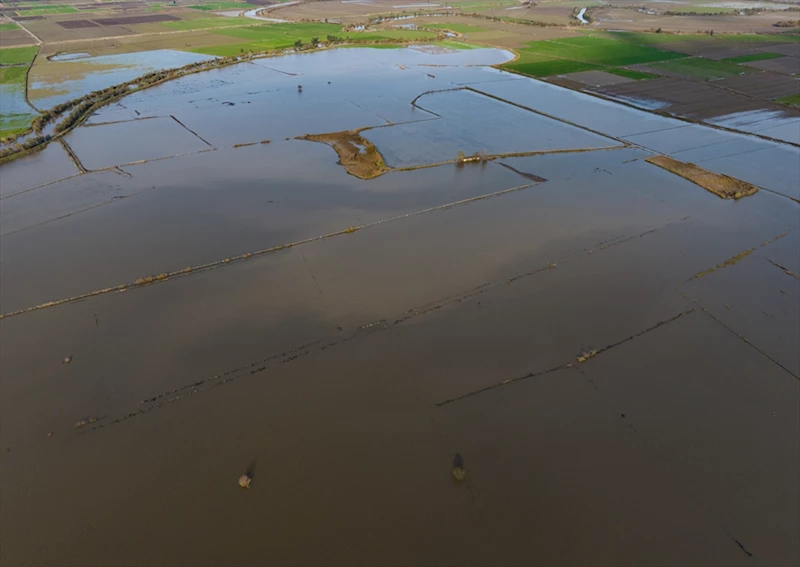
[0,181,537,321]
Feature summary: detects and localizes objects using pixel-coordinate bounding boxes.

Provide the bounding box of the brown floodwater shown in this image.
[1,46,798,567]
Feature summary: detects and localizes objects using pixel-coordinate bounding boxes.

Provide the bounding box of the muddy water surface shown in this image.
[1,46,798,567]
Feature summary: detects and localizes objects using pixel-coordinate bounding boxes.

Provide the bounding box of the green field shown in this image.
[0,23,19,31]
[18,5,79,14]
[0,115,34,138]
[722,52,786,63]
[193,22,341,55]
[606,67,659,80]
[424,23,489,34]
[193,24,437,56]
[0,61,36,138]
[350,29,437,41]
[435,40,479,50]
[162,16,253,30]
[189,2,247,10]
[341,44,404,50]
[646,57,757,79]
[602,31,719,46]
[504,51,601,77]
[521,36,688,66]
[776,93,800,105]
[0,65,28,84]
[0,46,38,65]
[446,0,517,11]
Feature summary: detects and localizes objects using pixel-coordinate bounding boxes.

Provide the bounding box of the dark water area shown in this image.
[1,46,799,567]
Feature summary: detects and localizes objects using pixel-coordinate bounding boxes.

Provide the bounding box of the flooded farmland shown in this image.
[1,45,798,566]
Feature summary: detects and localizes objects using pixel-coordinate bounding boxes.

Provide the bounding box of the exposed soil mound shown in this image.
[301,130,390,179]
[646,155,759,199]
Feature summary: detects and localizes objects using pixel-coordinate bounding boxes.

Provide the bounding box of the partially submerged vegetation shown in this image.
[646,155,759,200]
[300,130,389,180]
[0,25,447,163]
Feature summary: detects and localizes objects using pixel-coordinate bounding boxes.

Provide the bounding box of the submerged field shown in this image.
[1,3,800,565]
[0,46,39,137]
[1,44,798,566]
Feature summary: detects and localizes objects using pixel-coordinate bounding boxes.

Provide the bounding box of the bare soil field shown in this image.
[716,72,800,99]
[482,6,574,26]
[559,69,635,87]
[24,18,137,42]
[747,55,800,73]
[275,0,416,22]
[92,14,181,26]
[757,42,800,56]
[592,10,799,33]
[595,76,800,122]
[56,20,102,29]
[0,28,35,47]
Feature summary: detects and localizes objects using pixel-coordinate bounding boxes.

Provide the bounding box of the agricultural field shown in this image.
[188,2,249,11]
[776,92,800,105]
[605,67,659,80]
[722,52,787,63]
[503,35,689,77]
[191,23,438,56]
[0,45,39,137]
[423,23,490,34]
[160,16,258,31]
[0,44,38,65]
[643,56,759,79]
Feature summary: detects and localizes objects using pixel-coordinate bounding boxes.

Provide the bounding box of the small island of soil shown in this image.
[300,130,390,180]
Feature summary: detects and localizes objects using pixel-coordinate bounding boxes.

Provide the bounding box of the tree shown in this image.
[311,37,319,46]
[294,39,303,49]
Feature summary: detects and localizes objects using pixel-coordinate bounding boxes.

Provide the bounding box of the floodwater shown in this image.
[709,109,800,145]
[48,52,91,62]
[0,75,37,135]
[1,45,798,567]
[28,49,215,110]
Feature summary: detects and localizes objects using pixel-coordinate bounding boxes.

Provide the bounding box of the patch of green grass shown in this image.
[162,16,252,30]
[189,2,247,10]
[21,5,79,14]
[0,46,38,65]
[776,93,800,105]
[646,57,757,79]
[350,29,437,41]
[504,54,602,77]
[423,23,489,34]
[606,67,659,80]
[0,65,28,85]
[522,36,688,66]
[719,33,800,43]
[434,40,479,50]
[446,0,517,11]
[340,44,404,50]
[722,52,786,63]
[0,23,19,31]
[0,116,34,139]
